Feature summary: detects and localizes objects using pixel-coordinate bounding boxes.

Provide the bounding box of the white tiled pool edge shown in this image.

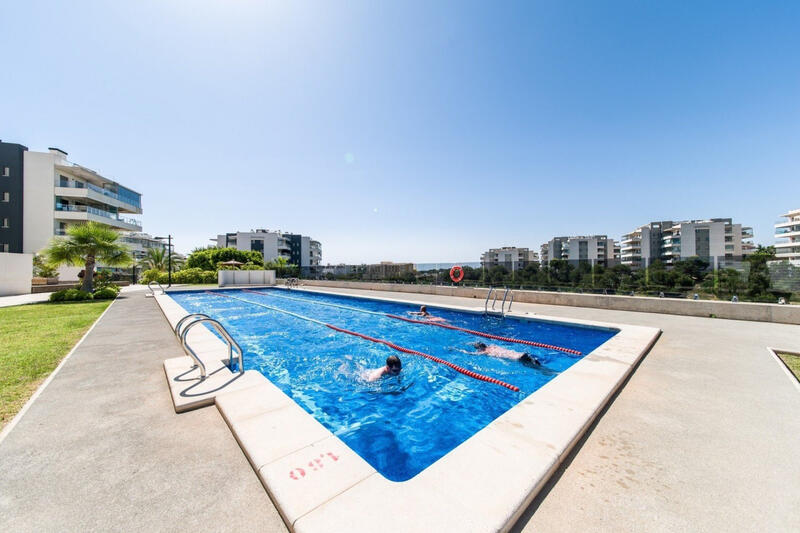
[155,289,661,532]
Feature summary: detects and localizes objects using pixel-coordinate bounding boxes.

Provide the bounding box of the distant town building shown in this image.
[541,235,616,266]
[775,208,800,261]
[480,247,538,269]
[0,141,142,256]
[365,262,415,280]
[620,218,753,268]
[211,229,321,267]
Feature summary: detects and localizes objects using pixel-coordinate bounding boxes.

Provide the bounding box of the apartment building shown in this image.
[212,229,322,267]
[118,232,167,262]
[0,141,142,282]
[480,247,538,269]
[775,208,800,261]
[541,235,616,266]
[620,218,753,267]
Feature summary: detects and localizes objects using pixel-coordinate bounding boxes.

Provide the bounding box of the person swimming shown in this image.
[472,341,542,368]
[365,355,403,382]
[408,305,447,322]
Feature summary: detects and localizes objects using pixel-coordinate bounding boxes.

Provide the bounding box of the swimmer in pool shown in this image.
[365,355,403,382]
[408,305,447,322]
[472,342,542,368]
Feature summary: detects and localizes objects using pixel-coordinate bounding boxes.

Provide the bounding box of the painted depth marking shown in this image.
[289,451,341,480]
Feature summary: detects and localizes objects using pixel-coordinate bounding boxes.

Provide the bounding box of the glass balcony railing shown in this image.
[55,204,141,227]
[57,180,141,208]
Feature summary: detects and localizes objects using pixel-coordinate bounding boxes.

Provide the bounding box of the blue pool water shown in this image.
[170,289,617,481]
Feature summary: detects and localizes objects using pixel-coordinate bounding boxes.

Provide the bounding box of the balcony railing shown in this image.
[55,204,141,227]
[57,181,141,208]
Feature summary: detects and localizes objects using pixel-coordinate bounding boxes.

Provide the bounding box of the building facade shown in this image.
[480,247,538,269]
[365,262,415,280]
[620,218,754,267]
[212,229,322,267]
[775,208,800,260]
[118,232,167,263]
[541,235,616,266]
[0,141,142,255]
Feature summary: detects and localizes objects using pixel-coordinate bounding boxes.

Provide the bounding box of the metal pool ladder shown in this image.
[146,280,165,297]
[485,287,514,317]
[175,313,244,379]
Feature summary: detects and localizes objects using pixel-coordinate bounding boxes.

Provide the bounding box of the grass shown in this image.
[0,300,112,430]
[777,352,800,381]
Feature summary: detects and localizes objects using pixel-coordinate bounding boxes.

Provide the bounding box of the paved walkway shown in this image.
[0,288,286,532]
[1,286,798,532]
[0,292,51,307]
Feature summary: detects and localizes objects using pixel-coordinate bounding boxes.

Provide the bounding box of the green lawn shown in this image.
[0,300,112,430]
[777,352,800,381]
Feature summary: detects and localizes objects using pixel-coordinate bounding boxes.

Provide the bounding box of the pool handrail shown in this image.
[484,287,495,314]
[180,317,244,378]
[500,287,510,316]
[148,280,165,296]
[174,313,211,339]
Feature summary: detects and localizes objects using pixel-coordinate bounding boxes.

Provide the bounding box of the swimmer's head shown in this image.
[386,355,402,375]
[473,342,487,351]
[420,305,427,313]
[519,353,541,368]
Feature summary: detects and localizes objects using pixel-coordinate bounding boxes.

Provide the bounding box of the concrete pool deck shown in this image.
[1,285,799,531]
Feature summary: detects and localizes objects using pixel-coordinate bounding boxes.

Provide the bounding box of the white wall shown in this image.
[22,151,57,254]
[218,270,276,287]
[0,253,33,296]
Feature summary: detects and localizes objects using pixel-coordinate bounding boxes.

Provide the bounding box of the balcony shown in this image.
[55,204,142,231]
[55,182,142,214]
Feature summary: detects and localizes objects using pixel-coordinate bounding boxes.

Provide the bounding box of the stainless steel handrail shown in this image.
[484,287,495,314]
[174,313,211,339]
[491,289,499,310]
[500,287,510,316]
[180,318,244,379]
[506,290,514,313]
[148,280,165,295]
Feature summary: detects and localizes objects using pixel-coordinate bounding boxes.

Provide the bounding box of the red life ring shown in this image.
[449,265,464,283]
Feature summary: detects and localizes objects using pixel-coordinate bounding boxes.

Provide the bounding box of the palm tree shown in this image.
[140,247,183,272]
[43,222,134,292]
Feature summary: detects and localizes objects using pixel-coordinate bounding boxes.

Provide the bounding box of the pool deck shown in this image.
[1,285,799,531]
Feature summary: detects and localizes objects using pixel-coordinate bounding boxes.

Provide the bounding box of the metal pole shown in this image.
[168,235,172,287]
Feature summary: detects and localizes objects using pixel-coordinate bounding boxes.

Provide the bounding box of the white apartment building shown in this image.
[620,218,753,267]
[480,246,538,268]
[541,235,616,266]
[118,232,167,262]
[0,142,142,255]
[1,141,142,280]
[774,208,800,260]
[212,229,322,267]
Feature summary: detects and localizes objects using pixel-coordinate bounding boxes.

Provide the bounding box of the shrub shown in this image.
[202,270,218,284]
[141,269,162,283]
[185,247,263,271]
[92,287,119,300]
[50,288,93,302]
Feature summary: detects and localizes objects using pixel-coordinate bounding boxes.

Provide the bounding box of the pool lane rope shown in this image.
[242,288,581,356]
[386,315,582,356]
[205,291,520,392]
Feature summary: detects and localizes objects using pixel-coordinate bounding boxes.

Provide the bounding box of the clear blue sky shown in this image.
[2,1,798,262]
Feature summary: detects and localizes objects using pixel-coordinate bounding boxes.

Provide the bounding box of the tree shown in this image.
[745,245,776,298]
[140,247,184,272]
[185,247,264,271]
[42,222,134,292]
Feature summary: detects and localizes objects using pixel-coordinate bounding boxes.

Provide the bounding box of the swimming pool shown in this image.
[170,288,617,481]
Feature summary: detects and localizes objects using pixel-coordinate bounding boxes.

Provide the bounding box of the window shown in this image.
[1,192,8,202]
[2,167,9,177]
[1,243,8,252]
[1,218,9,228]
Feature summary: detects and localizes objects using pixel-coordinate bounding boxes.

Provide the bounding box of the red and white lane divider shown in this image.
[204,290,520,392]
[386,314,582,355]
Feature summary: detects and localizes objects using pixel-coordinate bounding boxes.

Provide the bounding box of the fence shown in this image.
[292,256,800,304]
